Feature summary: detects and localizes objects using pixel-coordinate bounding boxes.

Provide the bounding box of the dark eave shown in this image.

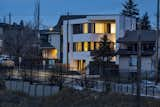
[40,42,55,49]
[117,30,157,43]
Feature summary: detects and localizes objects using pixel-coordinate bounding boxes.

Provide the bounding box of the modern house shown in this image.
[62,14,136,74]
[117,30,156,78]
[40,15,87,66]
[40,30,60,66]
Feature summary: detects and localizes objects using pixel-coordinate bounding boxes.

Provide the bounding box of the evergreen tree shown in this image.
[121,0,139,18]
[20,20,24,27]
[93,34,115,63]
[92,35,115,76]
[140,12,151,30]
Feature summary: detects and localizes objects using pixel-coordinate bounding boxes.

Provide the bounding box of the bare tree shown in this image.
[3,21,39,62]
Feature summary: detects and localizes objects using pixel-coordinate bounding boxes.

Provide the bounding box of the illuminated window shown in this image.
[83,23,88,33]
[42,49,58,59]
[77,42,82,52]
[95,23,107,34]
[95,42,100,50]
[77,60,86,72]
[84,42,88,51]
[111,23,116,34]
[50,49,58,59]
[90,42,94,51]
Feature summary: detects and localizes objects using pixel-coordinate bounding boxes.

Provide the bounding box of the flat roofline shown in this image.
[59,14,134,17]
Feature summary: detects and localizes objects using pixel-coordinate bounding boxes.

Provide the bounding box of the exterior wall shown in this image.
[62,15,136,74]
[0,28,3,35]
[119,56,154,76]
[48,33,60,59]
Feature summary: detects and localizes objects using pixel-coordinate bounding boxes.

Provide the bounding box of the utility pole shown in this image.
[34,0,40,58]
[3,16,6,23]
[137,25,141,107]
[156,0,160,83]
[66,12,69,72]
[9,12,11,25]
[34,0,40,32]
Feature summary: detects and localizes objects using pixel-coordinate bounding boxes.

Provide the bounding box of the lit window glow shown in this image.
[95,23,105,33]
[83,23,88,33]
[90,42,94,50]
[42,49,58,59]
[77,42,82,52]
[111,23,116,34]
[84,42,88,51]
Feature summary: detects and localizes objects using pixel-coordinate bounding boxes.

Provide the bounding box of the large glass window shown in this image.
[77,42,82,52]
[111,23,116,34]
[95,23,106,34]
[72,22,116,34]
[90,42,94,51]
[95,42,100,50]
[76,60,86,72]
[73,24,83,34]
[84,42,88,51]
[73,42,101,52]
[83,23,88,33]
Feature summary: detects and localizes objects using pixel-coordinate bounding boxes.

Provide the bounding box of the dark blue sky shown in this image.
[0,0,157,28]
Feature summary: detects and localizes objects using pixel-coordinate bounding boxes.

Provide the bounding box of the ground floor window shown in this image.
[76,60,86,72]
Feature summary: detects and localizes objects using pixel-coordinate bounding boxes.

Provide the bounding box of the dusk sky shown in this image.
[0,0,157,28]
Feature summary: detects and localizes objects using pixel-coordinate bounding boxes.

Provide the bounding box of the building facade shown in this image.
[40,30,61,66]
[62,15,136,74]
[117,30,156,78]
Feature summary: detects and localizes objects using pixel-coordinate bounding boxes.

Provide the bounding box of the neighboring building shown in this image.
[117,30,156,78]
[62,14,136,74]
[40,30,61,66]
[0,23,11,54]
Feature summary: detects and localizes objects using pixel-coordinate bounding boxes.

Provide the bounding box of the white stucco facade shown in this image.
[48,32,61,59]
[62,15,136,74]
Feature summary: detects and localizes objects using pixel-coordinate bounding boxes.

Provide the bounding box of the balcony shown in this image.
[117,49,154,56]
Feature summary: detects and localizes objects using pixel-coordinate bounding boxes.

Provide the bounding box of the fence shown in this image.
[1,65,160,99]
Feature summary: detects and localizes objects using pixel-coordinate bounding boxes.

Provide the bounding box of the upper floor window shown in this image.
[73,24,83,34]
[111,23,116,34]
[83,23,88,34]
[72,22,116,34]
[95,23,106,34]
[73,42,100,52]
[84,42,88,51]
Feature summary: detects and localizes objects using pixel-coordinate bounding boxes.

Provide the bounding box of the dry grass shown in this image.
[0,88,160,107]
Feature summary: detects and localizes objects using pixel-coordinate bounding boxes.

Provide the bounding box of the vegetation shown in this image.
[93,34,115,63]
[140,12,151,30]
[2,20,39,63]
[121,0,139,18]
[0,88,160,107]
[92,34,115,76]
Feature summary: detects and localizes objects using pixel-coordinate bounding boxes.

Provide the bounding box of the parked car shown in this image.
[0,55,15,68]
